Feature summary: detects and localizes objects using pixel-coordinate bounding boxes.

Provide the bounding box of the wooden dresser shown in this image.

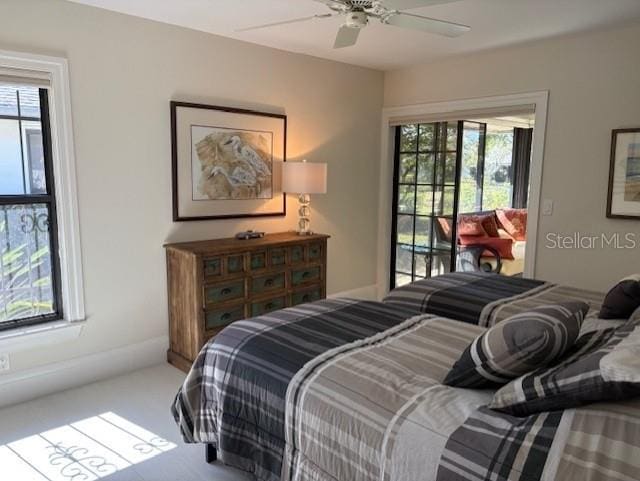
[164,232,329,372]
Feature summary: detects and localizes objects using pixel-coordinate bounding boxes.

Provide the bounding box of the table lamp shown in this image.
[282,159,327,235]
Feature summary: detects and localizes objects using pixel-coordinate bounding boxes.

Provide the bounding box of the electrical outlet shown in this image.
[0,353,10,372]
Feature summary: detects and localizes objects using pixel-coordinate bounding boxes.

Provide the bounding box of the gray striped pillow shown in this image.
[443,301,588,388]
[490,313,640,416]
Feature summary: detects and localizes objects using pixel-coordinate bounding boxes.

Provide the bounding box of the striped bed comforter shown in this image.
[283,314,640,481]
[172,273,639,481]
[172,298,419,481]
[383,271,605,326]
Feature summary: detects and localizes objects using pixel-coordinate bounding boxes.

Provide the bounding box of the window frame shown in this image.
[0,49,85,335]
[0,88,63,330]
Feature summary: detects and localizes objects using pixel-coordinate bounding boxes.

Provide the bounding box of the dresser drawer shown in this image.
[251,296,286,317]
[308,242,323,261]
[251,272,286,294]
[226,254,245,275]
[205,304,245,330]
[291,266,321,287]
[290,244,305,264]
[269,247,286,267]
[204,280,245,305]
[250,251,267,270]
[291,285,323,306]
[203,257,222,277]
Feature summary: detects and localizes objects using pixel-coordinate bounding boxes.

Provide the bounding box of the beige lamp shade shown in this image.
[282,161,327,194]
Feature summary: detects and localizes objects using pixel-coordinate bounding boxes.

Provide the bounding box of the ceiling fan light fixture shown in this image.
[349,0,375,7]
[345,11,369,28]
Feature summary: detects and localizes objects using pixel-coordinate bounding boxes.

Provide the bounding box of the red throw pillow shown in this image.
[496,208,527,241]
[480,214,500,238]
[497,228,515,241]
[458,213,500,237]
[458,220,487,237]
[458,216,486,236]
[436,217,453,243]
[458,235,515,260]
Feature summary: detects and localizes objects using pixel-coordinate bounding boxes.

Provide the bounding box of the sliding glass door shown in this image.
[390,119,533,288]
[390,122,461,288]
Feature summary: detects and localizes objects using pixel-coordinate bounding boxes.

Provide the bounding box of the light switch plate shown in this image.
[0,353,10,372]
[542,199,553,216]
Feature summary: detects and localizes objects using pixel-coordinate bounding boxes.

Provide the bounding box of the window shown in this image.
[458,123,517,213]
[0,84,62,330]
[458,122,486,213]
[482,127,515,210]
[0,51,85,340]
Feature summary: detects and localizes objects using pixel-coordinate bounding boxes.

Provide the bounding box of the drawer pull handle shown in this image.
[265,302,275,310]
[220,288,232,296]
[220,313,231,321]
[302,272,311,279]
[265,279,274,287]
[302,295,310,302]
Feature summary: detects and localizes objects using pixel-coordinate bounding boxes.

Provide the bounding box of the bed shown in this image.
[172,272,640,481]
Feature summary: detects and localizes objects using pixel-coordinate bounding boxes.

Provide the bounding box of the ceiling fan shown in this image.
[236,0,470,49]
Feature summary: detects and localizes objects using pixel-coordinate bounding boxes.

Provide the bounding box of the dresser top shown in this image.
[164,231,330,255]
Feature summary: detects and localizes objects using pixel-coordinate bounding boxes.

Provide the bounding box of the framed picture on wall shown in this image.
[607,128,640,219]
[171,101,287,221]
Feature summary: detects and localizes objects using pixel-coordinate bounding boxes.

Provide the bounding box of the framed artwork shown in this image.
[607,128,640,219]
[171,101,287,221]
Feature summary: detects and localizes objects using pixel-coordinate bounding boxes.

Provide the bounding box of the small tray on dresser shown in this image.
[164,232,329,373]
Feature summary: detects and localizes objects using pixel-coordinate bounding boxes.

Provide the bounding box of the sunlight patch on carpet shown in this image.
[0,412,176,480]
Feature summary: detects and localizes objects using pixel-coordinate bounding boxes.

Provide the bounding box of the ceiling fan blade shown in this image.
[236,13,334,32]
[333,26,360,49]
[310,0,349,7]
[384,12,470,37]
[380,0,461,10]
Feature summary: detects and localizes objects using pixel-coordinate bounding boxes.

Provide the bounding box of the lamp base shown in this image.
[295,230,315,236]
[296,194,312,236]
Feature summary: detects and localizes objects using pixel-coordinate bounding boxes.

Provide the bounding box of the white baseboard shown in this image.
[329,284,380,301]
[0,335,168,409]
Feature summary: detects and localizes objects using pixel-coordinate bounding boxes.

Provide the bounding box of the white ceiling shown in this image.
[67,0,640,71]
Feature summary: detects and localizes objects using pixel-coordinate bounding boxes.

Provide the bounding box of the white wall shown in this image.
[384,22,640,292]
[0,0,383,384]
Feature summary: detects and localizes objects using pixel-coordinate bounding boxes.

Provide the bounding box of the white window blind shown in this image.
[0,66,51,88]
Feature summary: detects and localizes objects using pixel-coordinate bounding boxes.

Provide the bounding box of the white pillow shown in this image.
[600,307,640,383]
[621,274,640,282]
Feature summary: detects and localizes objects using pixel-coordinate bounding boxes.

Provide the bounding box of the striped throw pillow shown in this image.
[443,301,588,389]
[490,313,640,416]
